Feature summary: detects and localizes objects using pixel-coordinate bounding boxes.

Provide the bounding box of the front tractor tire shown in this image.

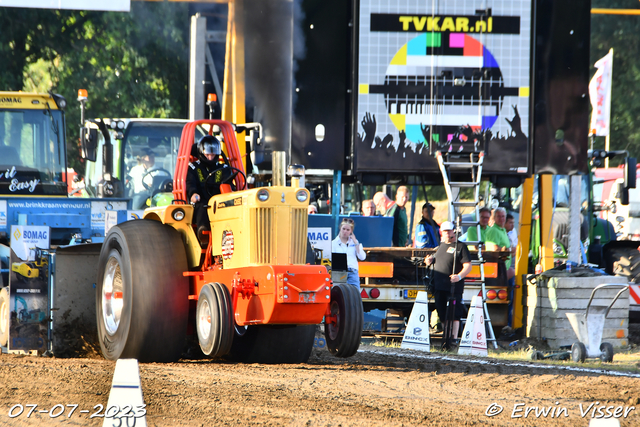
[196,282,234,358]
[96,220,189,363]
[325,283,364,358]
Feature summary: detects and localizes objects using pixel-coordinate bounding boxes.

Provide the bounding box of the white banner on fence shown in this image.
[0,0,130,12]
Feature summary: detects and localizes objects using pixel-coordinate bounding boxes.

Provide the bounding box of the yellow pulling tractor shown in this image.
[95,120,363,363]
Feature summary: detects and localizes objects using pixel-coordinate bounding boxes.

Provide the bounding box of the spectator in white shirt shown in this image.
[331,218,366,291]
[505,213,518,327]
[505,213,518,254]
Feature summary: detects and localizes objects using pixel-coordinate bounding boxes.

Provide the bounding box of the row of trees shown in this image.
[0,3,192,171]
[1,1,640,171]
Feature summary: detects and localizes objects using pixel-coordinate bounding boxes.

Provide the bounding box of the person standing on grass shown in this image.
[424,221,472,344]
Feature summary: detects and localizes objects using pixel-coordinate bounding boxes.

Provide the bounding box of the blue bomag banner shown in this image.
[9,225,51,354]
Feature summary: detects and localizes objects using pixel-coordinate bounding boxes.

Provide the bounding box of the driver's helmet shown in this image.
[198,135,222,166]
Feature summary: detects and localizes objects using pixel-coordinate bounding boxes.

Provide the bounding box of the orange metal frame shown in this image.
[173,120,247,204]
[185,265,331,326]
[357,261,497,279]
[358,262,394,278]
[467,262,498,279]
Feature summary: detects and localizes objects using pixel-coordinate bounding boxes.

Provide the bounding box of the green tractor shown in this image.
[529,152,638,281]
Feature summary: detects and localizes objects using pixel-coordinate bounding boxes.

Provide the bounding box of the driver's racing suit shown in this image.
[186,158,233,243]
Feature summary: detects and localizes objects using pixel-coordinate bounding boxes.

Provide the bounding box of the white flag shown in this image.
[589,49,613,137]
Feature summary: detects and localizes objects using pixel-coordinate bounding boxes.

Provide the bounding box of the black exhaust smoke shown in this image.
[244,0,301,166]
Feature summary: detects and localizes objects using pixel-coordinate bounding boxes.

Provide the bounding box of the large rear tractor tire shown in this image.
[324,284,364,357]
[227,324,316,364]
[96,220,189,362]
[196,282,234,358]
[0,287,9,347]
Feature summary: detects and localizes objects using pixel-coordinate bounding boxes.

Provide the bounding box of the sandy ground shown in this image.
[1,339,640,427]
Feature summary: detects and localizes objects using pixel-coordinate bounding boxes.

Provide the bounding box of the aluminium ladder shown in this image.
[436,150,498,349]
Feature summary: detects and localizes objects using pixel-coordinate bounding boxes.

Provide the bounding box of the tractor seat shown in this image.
[190,143,199,161]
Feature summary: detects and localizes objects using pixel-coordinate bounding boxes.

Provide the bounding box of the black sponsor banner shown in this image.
[370,14,520,35]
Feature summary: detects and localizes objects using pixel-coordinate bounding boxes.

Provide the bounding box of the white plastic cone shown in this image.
[401,291,431,352]
[458,291,488,356]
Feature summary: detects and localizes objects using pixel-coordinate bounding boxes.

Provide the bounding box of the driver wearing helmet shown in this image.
[186,135,234,243]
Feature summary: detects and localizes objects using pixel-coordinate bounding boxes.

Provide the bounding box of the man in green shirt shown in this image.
[374,186,409,247]
[466,207,491,244]
[486,207,512,270]
[391,186,409,247]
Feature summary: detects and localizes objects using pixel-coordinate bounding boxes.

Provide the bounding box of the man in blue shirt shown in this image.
[414,203,440,248]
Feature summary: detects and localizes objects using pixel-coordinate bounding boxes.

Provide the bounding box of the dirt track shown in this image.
[1,343,640,427]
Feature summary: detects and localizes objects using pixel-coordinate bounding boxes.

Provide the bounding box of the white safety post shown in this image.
[568,175,582,265]
[189,14,206,121]
[103,359,147,427]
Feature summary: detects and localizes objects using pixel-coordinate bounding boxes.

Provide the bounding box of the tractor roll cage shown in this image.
[173,120,247,203]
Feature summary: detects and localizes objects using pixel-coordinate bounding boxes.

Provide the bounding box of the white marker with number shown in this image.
[103,359,147,427]
[401,291,431,352]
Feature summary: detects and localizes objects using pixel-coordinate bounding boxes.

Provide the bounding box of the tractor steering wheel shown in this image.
[141,168,172,191]
[204,165,246,195]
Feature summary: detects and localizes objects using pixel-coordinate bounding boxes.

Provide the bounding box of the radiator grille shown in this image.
[251,207,273,264]
[291,208,307,264]
[250,206,307,265]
